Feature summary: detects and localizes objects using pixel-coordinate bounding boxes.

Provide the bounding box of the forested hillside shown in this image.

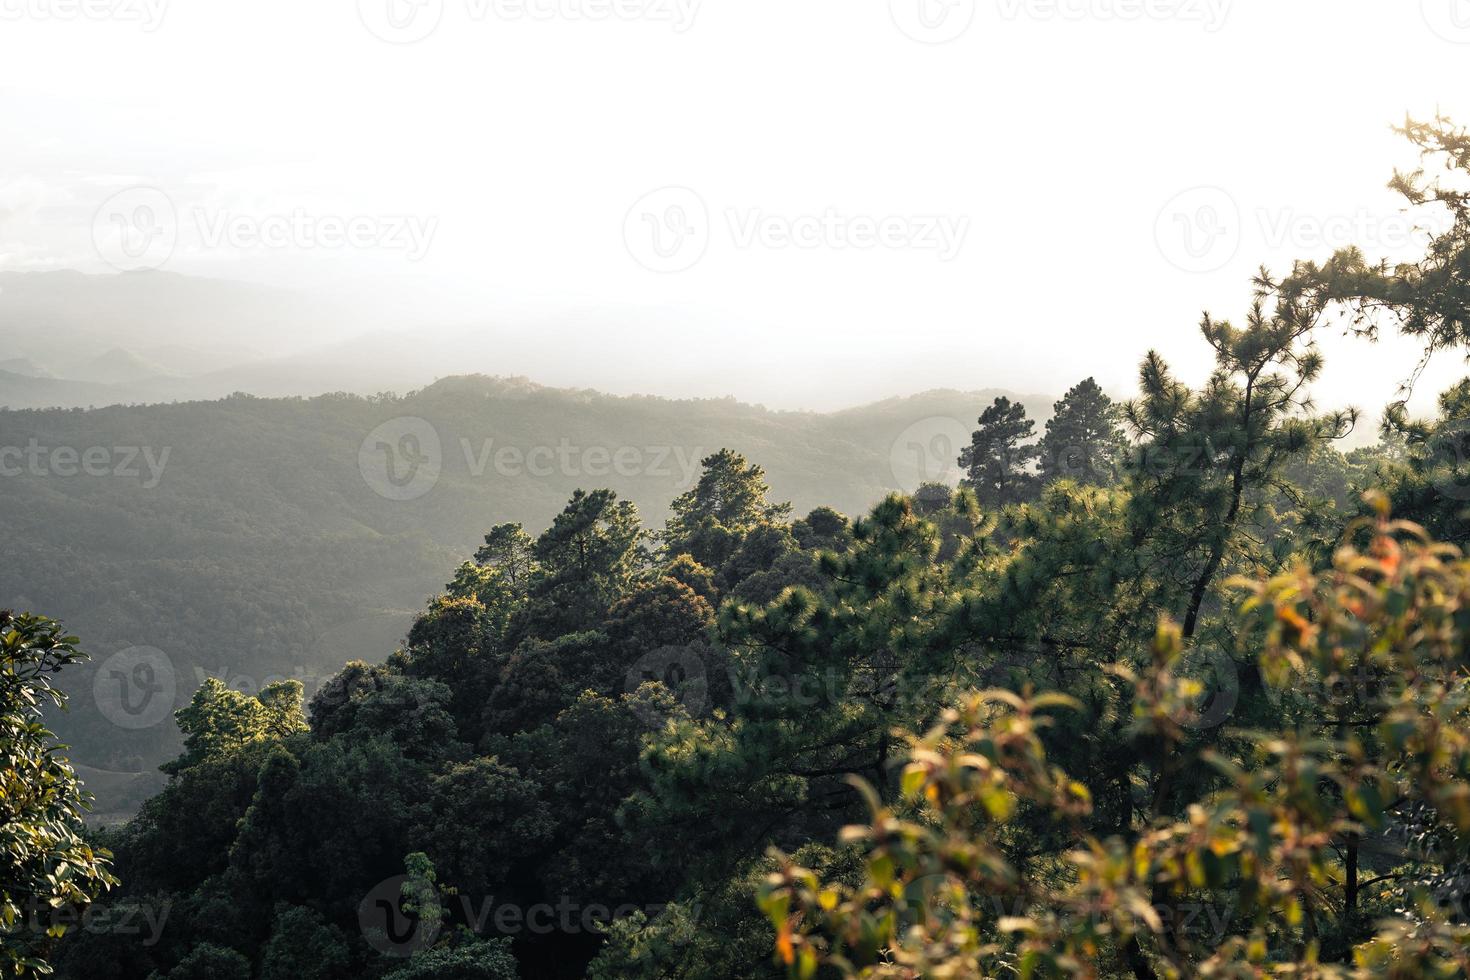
[8,116,1470,980]
[0,378,1036,817]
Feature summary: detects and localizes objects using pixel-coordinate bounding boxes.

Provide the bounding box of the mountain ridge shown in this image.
[1,375,1049,818]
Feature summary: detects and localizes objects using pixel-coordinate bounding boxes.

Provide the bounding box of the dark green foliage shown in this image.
[259,906,351,980]
[380,940,518,980]
[164,679,307,775]
[959,396,1041,507]
[473,524,536,591]
[149,944,250,980]
[1275,115,1470,361]
[36,118,1470,980]
[0,611,118,977]
[521,489,646,638]
[408,758,550,894]
[661,554,718,604]
[0,380,996,794]
[790,506,850,554]
[1037,376,1129,485]
[664,450,792,569]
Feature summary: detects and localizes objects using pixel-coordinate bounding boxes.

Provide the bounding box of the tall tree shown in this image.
[473,523,536,591]
[0,611,118,976]
[663,449,792,568]
[761,504,1470,978]
[1274,115,1470,391]
[522,489,646,637]
[1037,377,1129,486]
[163,678,308,775]
[958,397,1041,508]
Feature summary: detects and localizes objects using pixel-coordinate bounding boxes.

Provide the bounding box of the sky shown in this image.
[2,0,1470,420]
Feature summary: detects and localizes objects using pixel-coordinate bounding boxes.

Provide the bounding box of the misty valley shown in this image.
[7,7,1470,978]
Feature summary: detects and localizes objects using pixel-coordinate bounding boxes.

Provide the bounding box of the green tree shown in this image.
[1037,377,1129,486]
[474,524,537,591]
[664,450,792,569]
[259,905,350,980]
[959,397,1041,508]
[1275,115,1470,367]
[1123,305,1354,643]
[148,944,250,980]
[760,504,1470,978]
[523,489,646,637]
[381,940,518,980]
[0,611,118,978]
[409,757,551,894]
[164,679,307,775]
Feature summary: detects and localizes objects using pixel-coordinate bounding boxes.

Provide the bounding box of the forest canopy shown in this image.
[6,117,1470,978]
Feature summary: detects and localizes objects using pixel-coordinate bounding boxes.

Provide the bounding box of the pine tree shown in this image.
[1038,377,1128,486]
[663,449,791,568]
[958,397,1040,508]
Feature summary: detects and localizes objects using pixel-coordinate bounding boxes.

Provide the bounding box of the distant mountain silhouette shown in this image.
[1,374,1047,819]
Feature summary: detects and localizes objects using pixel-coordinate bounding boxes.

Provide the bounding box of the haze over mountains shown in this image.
[7,270,1011,412]
[0,267,1070,821]
[2,371,1044,823]
[0,270,440,408]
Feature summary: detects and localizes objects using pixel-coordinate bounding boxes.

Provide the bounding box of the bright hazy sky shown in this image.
[3,0,1470,419]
